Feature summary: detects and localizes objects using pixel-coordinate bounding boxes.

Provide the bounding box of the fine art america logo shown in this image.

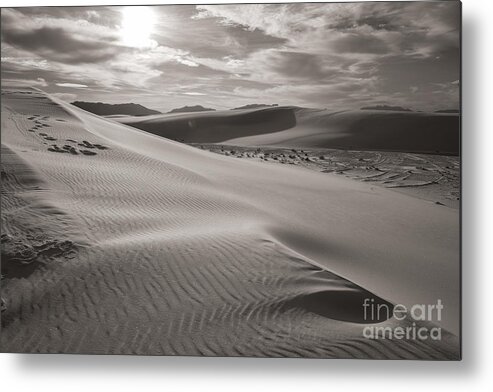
[362,298,444,341]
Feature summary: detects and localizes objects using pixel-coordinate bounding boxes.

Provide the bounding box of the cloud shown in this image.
[267,51,327,79]
[2,25,120,64]
[244,50,342,83]
[51,92,77,101]
[194,3,324,40]
[36,77,47,86]
[1,56,51,70]
[1,8,123,64]
[177,58,199,67]
[55,83,88,88]
[1,77,49,87]
[195,2,459,59]
[157,7,288,60]
[331,34,390,54]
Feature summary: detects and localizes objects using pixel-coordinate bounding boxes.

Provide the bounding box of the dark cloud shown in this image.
[153,62,231,80]
[331,34,390,54]
[353,15,400,31]
[329,13,400,32]
[1,9,121,64]
[376,48,460,93]
[226,25,288,55]
[14,6,121,28]
[2,26,119,64]
[15,6,94,19]
[262,51,339,81]
[154,11,287,59]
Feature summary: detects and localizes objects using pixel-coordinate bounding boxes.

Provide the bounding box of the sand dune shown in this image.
[1,87,459,358]
[230,108,460,155]
[114,107,459,155]
[113,106,296,143]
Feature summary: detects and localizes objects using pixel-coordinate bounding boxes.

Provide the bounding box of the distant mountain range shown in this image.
[435,109,460,113]
[360,105,413,112]
[72,101,161,116]
[360,105,460,114]
[231,104,279,110]
[167,105,216,114]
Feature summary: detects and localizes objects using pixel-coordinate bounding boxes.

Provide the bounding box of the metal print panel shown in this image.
[0,1,461,359]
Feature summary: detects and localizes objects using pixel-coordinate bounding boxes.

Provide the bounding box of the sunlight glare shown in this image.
[120,6,157,48]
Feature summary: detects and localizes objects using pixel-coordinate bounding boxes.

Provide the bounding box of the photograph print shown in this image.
[0,1,461,359]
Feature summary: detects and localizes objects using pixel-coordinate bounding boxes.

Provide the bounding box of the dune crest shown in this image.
[228,108,460,154]
[112,106,297,144]
[113,106,459,155]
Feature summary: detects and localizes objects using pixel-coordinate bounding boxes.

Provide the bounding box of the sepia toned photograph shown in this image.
[1,1,460,359]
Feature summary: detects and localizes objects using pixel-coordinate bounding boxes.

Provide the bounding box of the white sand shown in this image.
[1,87,459,358]
[114,107,459,154]
[227,108,460,154]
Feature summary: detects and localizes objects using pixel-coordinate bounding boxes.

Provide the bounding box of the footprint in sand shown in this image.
[79,149,97,156]
[81,140,96,148]
[62,145,78,155]
[48,145,68,153]
[47,144,78,155]
[45,137,107,156]
[77,140,109,150]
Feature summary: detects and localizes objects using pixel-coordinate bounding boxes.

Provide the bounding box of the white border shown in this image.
[1,0,492,391]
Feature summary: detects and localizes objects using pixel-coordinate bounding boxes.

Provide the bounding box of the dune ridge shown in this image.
[228,108,460,155]
[1,87,459,358]
[113,106,459,155]
[113,106,296,143]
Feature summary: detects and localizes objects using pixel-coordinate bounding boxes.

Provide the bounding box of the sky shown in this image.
[1,2,460,112]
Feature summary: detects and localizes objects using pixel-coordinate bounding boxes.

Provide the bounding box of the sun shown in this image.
[120,6,157,48]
